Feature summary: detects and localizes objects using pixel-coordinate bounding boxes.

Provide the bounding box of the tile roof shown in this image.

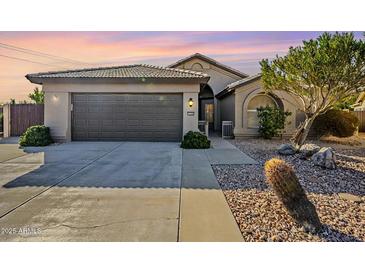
[226,73,261,90]
[168,53,249,78]
[26,64,210,84]
[216,74,261,99]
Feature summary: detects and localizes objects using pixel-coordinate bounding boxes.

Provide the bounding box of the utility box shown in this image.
[222,121,234,139]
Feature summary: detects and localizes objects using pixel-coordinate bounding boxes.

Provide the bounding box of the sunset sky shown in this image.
[0,31,363,102]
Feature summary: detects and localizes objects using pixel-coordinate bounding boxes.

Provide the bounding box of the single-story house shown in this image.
[26,53,304,142]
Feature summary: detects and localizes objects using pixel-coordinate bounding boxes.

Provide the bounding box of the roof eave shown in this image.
[26,75,43,85]
[25,76,210,85]
[216,74,262,99]
[227,74,262,90]
[215,88,232,99]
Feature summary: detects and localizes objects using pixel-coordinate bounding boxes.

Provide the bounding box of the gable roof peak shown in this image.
[168,53,249,78]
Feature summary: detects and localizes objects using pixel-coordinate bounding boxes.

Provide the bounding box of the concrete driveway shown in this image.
[0,141,182,241]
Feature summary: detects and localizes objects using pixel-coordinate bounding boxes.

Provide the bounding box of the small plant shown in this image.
[264,158,321,233]
[311,109,359,138]
[28,87,44,104]
[257,106,291,139]
[19,125,53,147]
[181,131,211,149]
[334,94,358,110]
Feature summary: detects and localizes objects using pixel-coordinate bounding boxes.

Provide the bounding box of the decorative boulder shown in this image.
[278,143,297,155]
[299,143,321,159]
[311,147,337,169]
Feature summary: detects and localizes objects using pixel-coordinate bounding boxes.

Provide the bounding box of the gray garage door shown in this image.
[72,93,183,141]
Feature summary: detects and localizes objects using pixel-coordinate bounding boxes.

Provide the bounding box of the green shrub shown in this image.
[257,106,291,139]
[311,109,359,137]
[334,94,358,110]
[181,131,211,149]
[19,125,53,147]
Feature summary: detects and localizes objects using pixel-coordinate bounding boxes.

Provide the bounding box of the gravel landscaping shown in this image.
[212,138,365,242]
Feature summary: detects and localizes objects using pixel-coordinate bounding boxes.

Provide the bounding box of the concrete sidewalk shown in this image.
[208,136,257,165]
[179,149,243,242]
[178,137,257,241]
[0,144,27,163]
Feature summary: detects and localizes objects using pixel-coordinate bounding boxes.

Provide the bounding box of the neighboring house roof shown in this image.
[168,53,249,78]
[26,64,210,84]
[216,74,261,99]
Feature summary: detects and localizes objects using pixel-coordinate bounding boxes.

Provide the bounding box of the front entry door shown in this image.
[200,99,214,129]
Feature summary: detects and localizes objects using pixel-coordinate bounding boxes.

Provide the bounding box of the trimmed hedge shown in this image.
[181,131,211,149]
[19,125,53,147]
[311,109,359,138]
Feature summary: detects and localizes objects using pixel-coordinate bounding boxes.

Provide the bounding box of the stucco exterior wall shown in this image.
[43,81,201,94]
[220,94,235,126]
[2,104,10,138]
[183,92,199,134]
[44,92,71,142]
[174,58,242,94]
[43,81,200,142]
[174,57,243,130]
[232,78,303,138]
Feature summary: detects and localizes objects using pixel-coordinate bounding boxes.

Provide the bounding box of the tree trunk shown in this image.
[291,116,316,149]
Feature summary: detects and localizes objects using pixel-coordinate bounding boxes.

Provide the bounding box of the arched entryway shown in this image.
[199,84,214,129]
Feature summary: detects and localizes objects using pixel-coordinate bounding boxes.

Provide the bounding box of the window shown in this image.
[205,104,214,123]
[247,94,277,128]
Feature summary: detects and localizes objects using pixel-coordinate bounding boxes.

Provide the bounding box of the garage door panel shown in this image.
[73,94,88,102]
[73,131,88,139]
[113,105,128,113]
[100,131,125,138]
[85,131,100,138]
[72,93,182,141]
[115,120,127,127]
[74,119,87,126]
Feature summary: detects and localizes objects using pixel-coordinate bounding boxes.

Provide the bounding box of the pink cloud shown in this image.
[1,31,351,102]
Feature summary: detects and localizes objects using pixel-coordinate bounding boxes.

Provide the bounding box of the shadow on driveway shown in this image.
[3,141,183,189]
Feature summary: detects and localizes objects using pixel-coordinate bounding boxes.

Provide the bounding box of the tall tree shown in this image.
[28,87,44,104]
[260,32,365,148]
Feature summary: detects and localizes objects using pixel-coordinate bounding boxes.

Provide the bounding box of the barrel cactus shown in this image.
[264,158,321,233]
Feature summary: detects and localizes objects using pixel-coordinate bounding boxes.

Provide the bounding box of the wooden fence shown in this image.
[3,104,44,137]
[351,111,365,132]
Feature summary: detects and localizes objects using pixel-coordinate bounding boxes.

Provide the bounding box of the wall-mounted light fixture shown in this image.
[52,95,59,101]
[188,98,194,108]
